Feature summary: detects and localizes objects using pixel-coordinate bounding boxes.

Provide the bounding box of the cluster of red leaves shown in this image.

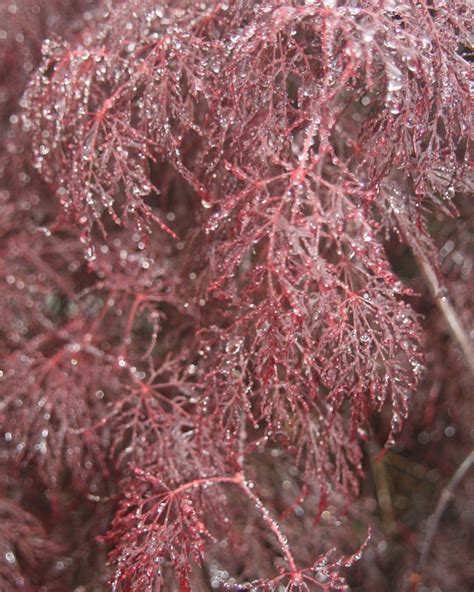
[0,0,472,590]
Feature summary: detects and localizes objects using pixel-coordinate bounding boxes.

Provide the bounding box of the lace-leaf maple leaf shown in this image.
[0,330,115,489]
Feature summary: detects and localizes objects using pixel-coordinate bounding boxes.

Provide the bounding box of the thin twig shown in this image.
[417,448,474,578]
[368,443,395,530]
[401,225,474,378]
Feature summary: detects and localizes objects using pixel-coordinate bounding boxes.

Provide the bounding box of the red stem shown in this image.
[164,472,298,573]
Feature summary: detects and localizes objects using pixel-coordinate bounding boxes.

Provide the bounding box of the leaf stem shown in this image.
[237,475,298,573]
[163,472,298,574]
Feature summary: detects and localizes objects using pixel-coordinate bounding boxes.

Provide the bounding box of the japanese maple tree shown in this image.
[0,0,472,590]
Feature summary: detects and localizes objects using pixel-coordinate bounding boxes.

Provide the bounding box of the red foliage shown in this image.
[0,0,472,590]
[0,498,63,590]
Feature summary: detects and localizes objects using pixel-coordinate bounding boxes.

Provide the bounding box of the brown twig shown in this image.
[401,225,474,378]
[417,448,474,581]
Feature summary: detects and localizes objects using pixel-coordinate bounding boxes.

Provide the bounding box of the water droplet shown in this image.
[85,246,96,261]
[388,77,403,92]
